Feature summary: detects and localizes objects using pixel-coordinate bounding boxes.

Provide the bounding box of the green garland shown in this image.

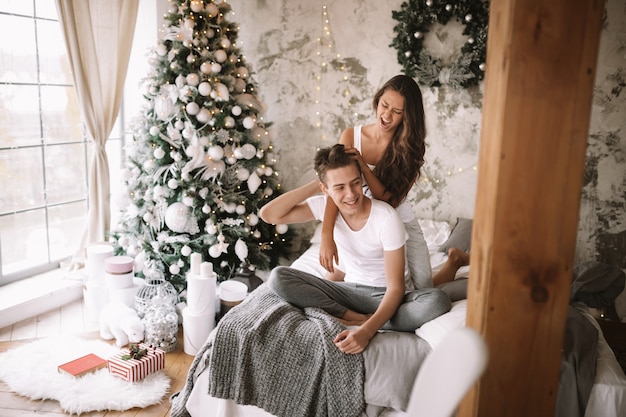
[391,0,489,88]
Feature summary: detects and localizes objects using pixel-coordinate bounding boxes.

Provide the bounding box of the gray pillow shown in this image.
[439,218,473,253]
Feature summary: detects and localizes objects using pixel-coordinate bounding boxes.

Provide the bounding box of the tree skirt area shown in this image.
[0,335,170,415]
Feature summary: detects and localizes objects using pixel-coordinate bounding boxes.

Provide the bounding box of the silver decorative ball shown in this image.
[465,14,473,22]
[479,63,486,71]
[414,31,423,39]
[446,4,452,11]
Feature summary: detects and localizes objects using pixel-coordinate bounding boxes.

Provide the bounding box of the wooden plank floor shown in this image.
[0,299,195,417]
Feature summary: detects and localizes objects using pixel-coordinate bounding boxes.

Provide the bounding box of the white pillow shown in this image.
[418,219,452,251]
[415,300,467,349]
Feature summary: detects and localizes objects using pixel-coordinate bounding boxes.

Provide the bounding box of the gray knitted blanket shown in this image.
[170,284,365,417]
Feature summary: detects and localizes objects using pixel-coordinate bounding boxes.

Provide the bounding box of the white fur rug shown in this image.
[0,335,170,415]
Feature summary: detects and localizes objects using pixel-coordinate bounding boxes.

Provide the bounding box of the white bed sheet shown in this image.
[183,221,626,417]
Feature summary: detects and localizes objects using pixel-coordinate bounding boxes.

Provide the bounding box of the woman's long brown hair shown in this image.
[372,75,427,206]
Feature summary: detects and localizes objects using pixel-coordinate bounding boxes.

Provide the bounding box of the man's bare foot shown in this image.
[447,247,470,269]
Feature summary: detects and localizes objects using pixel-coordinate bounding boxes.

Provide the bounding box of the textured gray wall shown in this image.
[228,0,625,266]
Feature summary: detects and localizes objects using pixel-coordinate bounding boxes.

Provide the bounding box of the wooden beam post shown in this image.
[458,1,604,416]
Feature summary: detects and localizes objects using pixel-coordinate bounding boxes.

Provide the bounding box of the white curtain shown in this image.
[55,0,139,268]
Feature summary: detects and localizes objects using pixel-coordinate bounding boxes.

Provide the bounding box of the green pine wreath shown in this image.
[391,0,489,88]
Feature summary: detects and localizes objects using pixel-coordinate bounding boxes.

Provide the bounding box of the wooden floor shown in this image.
[0,298,195,417]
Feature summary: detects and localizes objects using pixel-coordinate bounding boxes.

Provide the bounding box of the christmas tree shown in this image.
[112,0,292,295]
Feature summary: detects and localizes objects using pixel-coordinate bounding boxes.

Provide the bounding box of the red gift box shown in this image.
[107,344,165,382]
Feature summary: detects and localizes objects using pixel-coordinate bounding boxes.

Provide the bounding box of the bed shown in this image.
[170,219,626,417]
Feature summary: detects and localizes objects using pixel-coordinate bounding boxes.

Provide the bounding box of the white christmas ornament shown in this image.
[169,264,181,275]
[186,73,200,87]
[247,172,262,193]
[196,108,211,123]
[181,245,192,257]
[200,61,212,74]
[174,119,185,130]
[231,105,242,116]
[234,239,248,262]
[165,202,189,233]
[190,0,203,13]
[236,66,249,78]
[149,126,160,136]
[224,116,235,128]
[243,116,255,129]
[186,102,200,115]
[276,224,289,234]
[208,145,224,160]
[183,195,194,206]
[236,205,246,215]
[242,143,256,159]
[214,50,227,63]
[153,148,165,159]
[211,63,222,73]
[236,168,250,181]
[233,147,244,159]
[248,213,259,226]
[198,81,212,96]
[202,204,211,214]
[206,3,218,16]
[168,178,179,189]
[220,38,231,49]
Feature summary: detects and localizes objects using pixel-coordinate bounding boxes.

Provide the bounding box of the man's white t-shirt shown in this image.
[306,195,408,287]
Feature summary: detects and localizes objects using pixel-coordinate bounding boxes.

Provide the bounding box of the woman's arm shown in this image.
[339,129,398,207]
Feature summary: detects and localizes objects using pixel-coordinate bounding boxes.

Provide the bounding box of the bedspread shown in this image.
[172,284,365,417]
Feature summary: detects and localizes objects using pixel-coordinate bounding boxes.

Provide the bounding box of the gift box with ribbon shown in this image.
[107,343,166,382]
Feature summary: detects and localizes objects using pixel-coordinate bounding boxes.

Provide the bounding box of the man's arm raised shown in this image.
[259,179,321,225]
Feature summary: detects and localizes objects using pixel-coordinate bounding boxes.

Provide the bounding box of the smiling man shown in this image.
[259,144,450,354]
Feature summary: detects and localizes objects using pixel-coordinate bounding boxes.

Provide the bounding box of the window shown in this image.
[0,1,124,285]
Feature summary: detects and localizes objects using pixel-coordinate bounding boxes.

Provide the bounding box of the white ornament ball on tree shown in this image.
[196,108,211,123]
[198,81,212,96]
[168,178,179,189]
[211,63,222,73]
[224,116,235,128]
[165,202,189,233]
[236,205,246,215]
[149,126,160,136]
[214,49,227,63]
[248,213,259,226]
[202,204,211,214]
[182,126,194,139]
[233,147,244,159]
[220,38,231,48]
[242,143,256,159]
[200,62,212,75]
[186,102,200,115]
[231,105,242,116]
[169,264,181,275]
[243,116,255,129]
[206,3,218,16]
[190,0,203,13]
[276,224,289,234]
[208,245,221,259]
[174,119,185,130]
[186,73,200,87]
[182,195,194,206]
[208,145,224,160]
[236,168,250,181]
[181,245,192,257]
[153,147,165,159]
